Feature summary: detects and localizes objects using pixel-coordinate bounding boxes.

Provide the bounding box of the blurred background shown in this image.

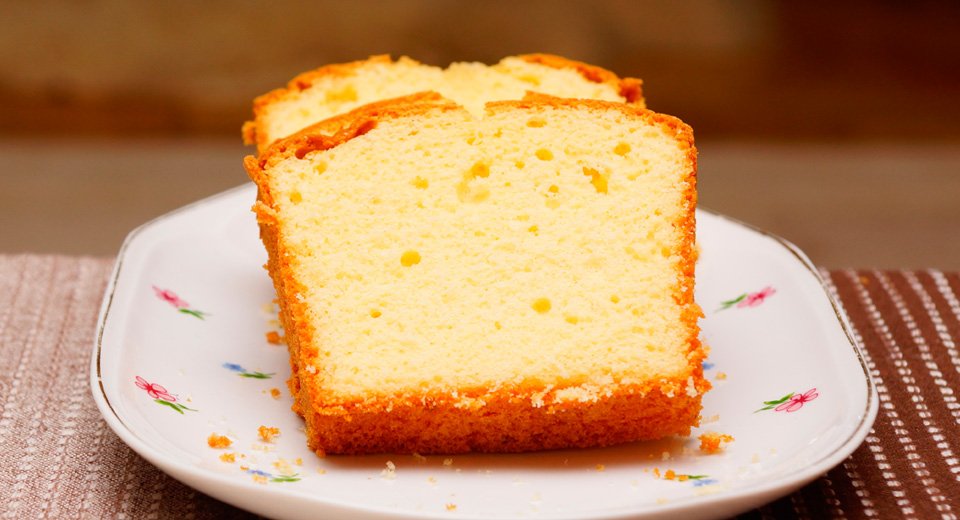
[2,0,958,268]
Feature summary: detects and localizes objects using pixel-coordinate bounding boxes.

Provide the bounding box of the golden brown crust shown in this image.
[516,53,644,105]
[246,94,705,455]
[307,382,702,455]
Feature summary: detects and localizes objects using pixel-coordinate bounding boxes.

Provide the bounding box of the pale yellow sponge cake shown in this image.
[243,54,643,152]
[245,93,707,455]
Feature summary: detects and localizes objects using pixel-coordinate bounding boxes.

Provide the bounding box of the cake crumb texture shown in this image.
[247,88,705,455]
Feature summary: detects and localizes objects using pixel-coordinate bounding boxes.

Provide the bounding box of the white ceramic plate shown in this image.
[92,184,877,520]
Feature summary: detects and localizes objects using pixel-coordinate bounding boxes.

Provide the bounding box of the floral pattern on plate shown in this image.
[755,388,820,413]
[717,286,777,311]
[222,362,275,379]
[153,285,209,319]
[246,469,301,484]
[135,376,197,414]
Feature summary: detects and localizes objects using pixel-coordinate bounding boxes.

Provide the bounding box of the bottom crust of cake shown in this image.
[299,383,703,455]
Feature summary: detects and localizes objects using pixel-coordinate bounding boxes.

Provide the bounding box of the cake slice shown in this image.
[242,54,643,152]
[245,93,706,455]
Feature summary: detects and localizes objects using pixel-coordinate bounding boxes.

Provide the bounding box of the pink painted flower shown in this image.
[774,387,818,412]
[737,286,777,308]
[135,375,176,402]
[153,286,189,309]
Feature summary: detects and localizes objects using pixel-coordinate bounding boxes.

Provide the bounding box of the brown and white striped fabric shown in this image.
[0,254,958,519]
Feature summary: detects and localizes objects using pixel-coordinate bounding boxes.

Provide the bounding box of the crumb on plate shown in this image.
[698,432,734,454]
[381,460,397,479]
[207,433,232,449]
[258,425,281,443]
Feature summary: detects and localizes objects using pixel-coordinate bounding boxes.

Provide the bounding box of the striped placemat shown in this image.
[0,255,957,519]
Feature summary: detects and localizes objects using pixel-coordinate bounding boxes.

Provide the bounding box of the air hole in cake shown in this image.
[457,182,490,203]
[565,316,579,325]
[457,161,493,203]
[412,177,429,189]
[535,149,553,161]
[314,162,327,175]
[324,84,357,103]
[527,117,546,128]
[527,225,538,235]
[582,167,608,194]
[519,74,541,86]
[400,250,421,267]
[531,298,551,314]
[515,160,525,169]
[289,191,302,204]
[614,142,631,156]
[370,309,382,318]
[610,295,621,304]
[548,185,559,194]
[470,160,491,178]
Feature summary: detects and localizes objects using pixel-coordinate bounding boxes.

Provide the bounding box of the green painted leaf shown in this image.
[754,392,794,413]
[271,474,301,483]
[686,474,709,480]
[240,372,275,379]
[155,399,184,414]
[717,294,747,311]
[762,393,794,406]
[154,399,196,414]
[179,308,207,320]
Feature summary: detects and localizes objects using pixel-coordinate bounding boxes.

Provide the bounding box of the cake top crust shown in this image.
[242,54,645,150]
